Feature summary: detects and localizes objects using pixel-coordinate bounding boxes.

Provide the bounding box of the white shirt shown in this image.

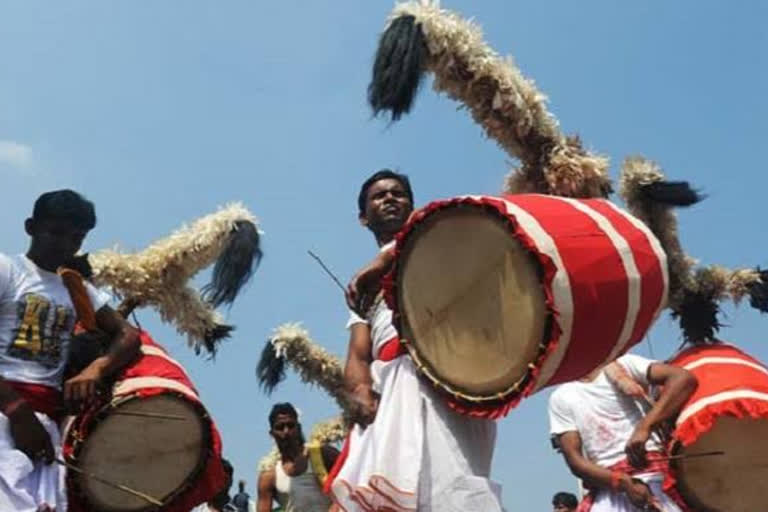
[274,458,331,512]
[548,354,662,468]
[0,254,110,389]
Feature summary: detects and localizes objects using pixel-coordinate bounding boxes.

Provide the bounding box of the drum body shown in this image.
[386,194,667,417]
[668,344,768,512]
[63,331,225,512]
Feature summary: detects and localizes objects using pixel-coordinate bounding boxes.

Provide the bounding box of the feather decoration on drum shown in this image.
[257,323,353,417]
[619,157,767,344]
[369,1,611,199]
[88,203,262,355]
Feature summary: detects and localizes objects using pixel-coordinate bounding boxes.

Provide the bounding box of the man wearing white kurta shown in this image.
[329,170,504,512]
[548,354,697,511]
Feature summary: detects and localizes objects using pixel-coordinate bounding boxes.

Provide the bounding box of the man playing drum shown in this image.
[327,170,505,511]
[257,403,339,512]
[548,353,697,511]
[0,190,140,511]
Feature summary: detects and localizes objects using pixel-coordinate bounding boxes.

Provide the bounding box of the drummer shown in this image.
[326,170,505,511]
[548,353,697,511]
[0,190,140,511]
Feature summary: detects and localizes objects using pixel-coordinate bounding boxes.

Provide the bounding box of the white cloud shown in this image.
[0,140,33,169]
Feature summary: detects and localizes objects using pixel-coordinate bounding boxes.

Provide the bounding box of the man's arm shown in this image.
[625,362,698,467]
[344,324,378,427]
[257,470,276,512]
[558,431,661,510]
[64,306,140,402]
[0,378,55,463]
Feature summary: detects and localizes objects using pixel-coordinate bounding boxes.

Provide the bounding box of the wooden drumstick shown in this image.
[109,410,188,420]
[655,450,725,462]
[55,458,164,506]
[307,250,347,294]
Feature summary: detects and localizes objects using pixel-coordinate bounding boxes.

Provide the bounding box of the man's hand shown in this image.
[625,423,651,468]
[7,403,54,464]
[347,384,379,428]
[346,250,395,315]
[64,358,107,407]
[620,476,662,511]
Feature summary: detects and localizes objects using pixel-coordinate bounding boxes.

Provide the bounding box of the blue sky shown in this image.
[1,1,766,509]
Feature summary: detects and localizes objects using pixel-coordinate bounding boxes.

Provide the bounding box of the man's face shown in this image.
[270,413,301,447]
[553,504,574,512]
[360,178,413,236]
[26,217,88,266]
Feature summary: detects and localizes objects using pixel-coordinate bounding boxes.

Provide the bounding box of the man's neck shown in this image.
[279,442,305,461]
[375,232,394,247]
[25,250,60,273]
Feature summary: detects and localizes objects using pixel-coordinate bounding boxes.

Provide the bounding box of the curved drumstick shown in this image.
[55,458,163,507]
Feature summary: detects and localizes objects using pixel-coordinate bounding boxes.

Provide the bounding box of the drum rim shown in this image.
[64,391,214,512]
[388,198,554,406]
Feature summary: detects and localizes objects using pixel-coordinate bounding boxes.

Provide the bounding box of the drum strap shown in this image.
[307,443,329,488]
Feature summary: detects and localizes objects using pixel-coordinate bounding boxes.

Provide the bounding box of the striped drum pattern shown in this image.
[668,344,768,512]
[388,194,668,417]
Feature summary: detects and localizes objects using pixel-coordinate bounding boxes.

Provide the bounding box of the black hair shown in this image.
[357,169,414,215]
[268,402,298,427]
[32,189,96,231]
[552,492,578,508]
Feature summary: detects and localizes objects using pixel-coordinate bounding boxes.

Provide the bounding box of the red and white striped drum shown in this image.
[667,344,768,512]
[385,194,668,417]
[63,331,225,512]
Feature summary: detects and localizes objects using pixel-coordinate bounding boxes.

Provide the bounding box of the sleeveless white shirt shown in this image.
[274,457,331,512]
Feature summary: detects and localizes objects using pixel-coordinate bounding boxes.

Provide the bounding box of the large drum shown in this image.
[667,343,768,512]
[385,194,668,417]
[63,331,225,512]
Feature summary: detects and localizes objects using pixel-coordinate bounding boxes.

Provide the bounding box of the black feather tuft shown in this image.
[199,323,234,358]
[748,268,768,313]
[672,290,721,345]
[639,181,705,207]
[203,220,262,308]
[368,15,428,121]
[256,342,286,394]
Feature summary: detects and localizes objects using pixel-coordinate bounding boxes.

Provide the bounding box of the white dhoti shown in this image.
[331,355,504,512]
[0,412,66,512]
[585,474,683,512]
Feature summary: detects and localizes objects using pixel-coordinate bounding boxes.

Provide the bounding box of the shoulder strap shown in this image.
[306,443,328,489]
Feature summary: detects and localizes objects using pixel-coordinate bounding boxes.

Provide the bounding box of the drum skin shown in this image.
[63,331,225,512]
[385,194,668,418]
[667,343,768,512]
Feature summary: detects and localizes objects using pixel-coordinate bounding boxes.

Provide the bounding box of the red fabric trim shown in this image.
[669,343,768,446]
[382,195,561,419]
[578,452,691,512]
[324,432,352,494]
[6,381,62,420]
[376,337,407,362]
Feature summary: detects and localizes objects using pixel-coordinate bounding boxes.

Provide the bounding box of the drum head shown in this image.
[675,416,768,512]
[77,394,207,512]
[397,206,547,399]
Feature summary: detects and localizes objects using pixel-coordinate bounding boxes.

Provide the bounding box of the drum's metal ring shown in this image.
[393,200,554,407]
[64,392,215,512]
